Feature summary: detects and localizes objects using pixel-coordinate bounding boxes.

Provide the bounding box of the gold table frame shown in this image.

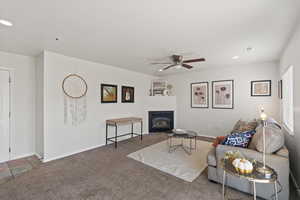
[221,158,279,200]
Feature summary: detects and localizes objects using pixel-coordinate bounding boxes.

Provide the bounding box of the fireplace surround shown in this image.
[148,111,174,132]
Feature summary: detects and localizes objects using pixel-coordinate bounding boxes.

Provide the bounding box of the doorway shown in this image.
[0,70,10,162]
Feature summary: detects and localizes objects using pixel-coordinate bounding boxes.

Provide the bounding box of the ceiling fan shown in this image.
[151,55,205,71]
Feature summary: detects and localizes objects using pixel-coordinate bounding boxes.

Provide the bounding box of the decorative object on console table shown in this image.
[166,84,173,96]
[251,80,271,96]
[101,84,117,103]
[151,79,167,96]
[121,86,134,103]
[212,80,234,109]
[62,74,88,126]
[191,82,209,108]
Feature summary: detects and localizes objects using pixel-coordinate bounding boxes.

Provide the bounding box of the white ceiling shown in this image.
[0,0,299,75]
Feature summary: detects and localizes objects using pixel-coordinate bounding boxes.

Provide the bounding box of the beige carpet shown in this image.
[127,139,213,182]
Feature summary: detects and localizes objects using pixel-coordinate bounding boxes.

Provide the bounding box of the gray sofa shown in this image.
[207,125,289,199]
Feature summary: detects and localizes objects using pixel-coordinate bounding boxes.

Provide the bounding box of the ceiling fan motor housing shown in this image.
[172,55,183,63]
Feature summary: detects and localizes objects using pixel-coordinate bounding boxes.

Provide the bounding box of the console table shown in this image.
[106,117,143,148]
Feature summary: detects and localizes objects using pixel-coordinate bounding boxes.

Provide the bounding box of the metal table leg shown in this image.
[105,124,108,145]
[115,124,118,148]
[131,122,133,138]
[274,181,278,200]
[140,121,143,140]
[168,136,194,155]
[253,181,256,200]
[222,170,226,200]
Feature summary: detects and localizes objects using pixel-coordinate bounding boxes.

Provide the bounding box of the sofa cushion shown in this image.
[222,130,256,148]
[207,148,217,167]
[249,124,284,153]
[231,120,243,133]
[231,119,258,134]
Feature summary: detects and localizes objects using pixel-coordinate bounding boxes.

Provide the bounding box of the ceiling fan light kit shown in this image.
[153,54,206,71]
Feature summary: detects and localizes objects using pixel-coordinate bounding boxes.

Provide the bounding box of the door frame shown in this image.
[0,67,12,161]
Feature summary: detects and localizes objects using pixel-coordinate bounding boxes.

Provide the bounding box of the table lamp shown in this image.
[256,108,273,177]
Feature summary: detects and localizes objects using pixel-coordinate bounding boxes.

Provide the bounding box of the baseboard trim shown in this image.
[290,171,300,197]
[42,144,105,163]
[197,134,216,139]
[43,134,145,163]
[10,152,35,161]
[34,153,43,160]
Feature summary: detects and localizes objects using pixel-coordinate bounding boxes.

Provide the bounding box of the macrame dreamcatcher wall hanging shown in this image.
[62,74,88,126]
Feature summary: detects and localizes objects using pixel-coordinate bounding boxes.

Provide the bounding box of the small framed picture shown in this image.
[212,80,234,109]
[191,82,209,108]
[122,86,134,103]
[101,84,118,103]
[278,80,282,99]
[251,80,271,96]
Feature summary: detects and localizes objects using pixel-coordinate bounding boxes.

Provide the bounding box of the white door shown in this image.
[0,70,10,162]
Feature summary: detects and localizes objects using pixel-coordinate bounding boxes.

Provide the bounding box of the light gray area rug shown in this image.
[128,139,213,182]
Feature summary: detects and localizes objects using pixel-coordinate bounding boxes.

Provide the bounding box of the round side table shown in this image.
[221,158,279,200]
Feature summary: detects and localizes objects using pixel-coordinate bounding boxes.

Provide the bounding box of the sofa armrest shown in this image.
[216,144,289,165]
[275,146,289,158]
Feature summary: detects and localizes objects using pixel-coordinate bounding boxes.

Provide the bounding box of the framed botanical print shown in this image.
[251,80,271,96]
[122,86,134,103]
[101,84,118,103]
[191,82,209,108]
[212,80,234,109]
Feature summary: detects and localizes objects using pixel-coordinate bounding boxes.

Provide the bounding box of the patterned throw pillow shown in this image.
[222,130,256,148]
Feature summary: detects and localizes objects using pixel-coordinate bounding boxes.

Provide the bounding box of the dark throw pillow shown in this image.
[222,130,256,148]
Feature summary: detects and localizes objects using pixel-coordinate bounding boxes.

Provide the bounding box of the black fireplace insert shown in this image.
[148,111,174,132]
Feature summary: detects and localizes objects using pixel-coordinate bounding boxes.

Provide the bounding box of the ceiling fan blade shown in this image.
[182,63,193,69]
[183,58,205,63]
[151,62,173,65]
[162,64,177,71]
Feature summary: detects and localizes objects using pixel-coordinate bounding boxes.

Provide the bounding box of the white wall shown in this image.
[280,20,300,187]
[42,51,157,162]
[165,62,280,137]
[35,53,44,158]
[0,51,36,160]
[0,50,282,165]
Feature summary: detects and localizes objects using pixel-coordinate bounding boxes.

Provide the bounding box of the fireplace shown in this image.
[148,111,174,132]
